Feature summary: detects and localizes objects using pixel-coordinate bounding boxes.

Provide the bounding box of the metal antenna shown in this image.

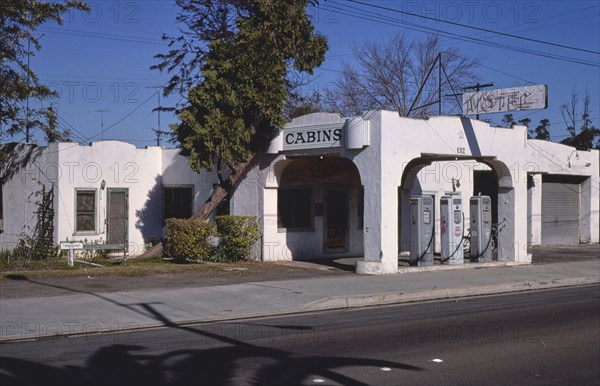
[92,109,110,140]
[151,128,169,146]
[146,85,168,146]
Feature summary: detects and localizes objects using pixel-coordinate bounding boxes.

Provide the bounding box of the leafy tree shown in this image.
[284,90,323,120]
[501,114,530,129]
[530,119,551,140]
[321,34,479,117]
[153,0,327,220]
[560,90,600,150]
[0,0,88,143]
[502,114,515,128]
[518,117,531,128]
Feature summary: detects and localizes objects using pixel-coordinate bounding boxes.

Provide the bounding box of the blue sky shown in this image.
[24,0,600,147]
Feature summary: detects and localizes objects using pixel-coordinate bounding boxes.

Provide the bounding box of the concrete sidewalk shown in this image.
[1,259,598,342]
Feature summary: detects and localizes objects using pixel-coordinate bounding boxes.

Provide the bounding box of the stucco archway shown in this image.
[398,155,516,262]
[260,155,363,261]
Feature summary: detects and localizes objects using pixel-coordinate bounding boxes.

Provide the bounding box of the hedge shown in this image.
[163,218,216,262]
[214,216,260,262]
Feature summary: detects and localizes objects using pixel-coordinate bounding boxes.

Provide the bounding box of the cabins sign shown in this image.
[463,84,548,115]
[282,123,343,150]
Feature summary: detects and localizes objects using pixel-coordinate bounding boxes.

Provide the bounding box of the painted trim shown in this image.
[74,188,98,235]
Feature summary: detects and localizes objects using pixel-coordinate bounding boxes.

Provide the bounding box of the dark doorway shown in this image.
[473,170,498,224]
[107,188,128,244]
[325,189,347,251]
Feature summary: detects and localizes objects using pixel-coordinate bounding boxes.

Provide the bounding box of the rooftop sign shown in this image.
[463,84,548,115]
[282,122,343,151]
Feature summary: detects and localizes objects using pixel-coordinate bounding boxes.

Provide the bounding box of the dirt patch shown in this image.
[1,244,596,299]
[530,244,600,264]
[0,260,352,299]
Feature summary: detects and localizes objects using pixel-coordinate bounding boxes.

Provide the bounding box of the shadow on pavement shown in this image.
[0,277,423,385]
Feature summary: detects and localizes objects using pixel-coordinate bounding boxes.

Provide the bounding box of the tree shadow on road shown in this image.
[1,277,424,385]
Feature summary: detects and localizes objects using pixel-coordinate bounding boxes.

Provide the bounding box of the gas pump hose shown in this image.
[440,213,465,264]
[411,225,435,266]
[468,218,506,261]
[468,227,494,262]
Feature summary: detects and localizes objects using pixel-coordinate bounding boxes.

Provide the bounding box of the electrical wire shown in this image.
[88,90,159,140]
[322,2,599,67]
[344,0,600,55]
[38,26,171,46]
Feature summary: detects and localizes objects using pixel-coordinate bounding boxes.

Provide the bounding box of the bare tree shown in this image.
[322,34,479,117]
[560,89,599,150]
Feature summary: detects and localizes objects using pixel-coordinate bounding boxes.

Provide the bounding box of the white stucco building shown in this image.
[0,141,218,255]
[1,112,598,274]
[230,112,599,273]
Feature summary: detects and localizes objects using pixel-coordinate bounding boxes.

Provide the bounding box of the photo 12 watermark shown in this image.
[1,321,140,343]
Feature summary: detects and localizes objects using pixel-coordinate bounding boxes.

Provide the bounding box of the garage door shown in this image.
[541,176,580,244]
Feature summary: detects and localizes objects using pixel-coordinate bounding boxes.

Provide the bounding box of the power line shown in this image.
[88,90,158,140]
[322,2,599,68]
[344,0,600,55]
[321,3,600,73]
[38,27,171,46]
[476,63,536,85]
[55,114,89,143]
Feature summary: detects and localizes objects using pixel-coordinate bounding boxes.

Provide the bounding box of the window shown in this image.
[278,188,312,229]
[163,186,193,220]
[75,189,96,233]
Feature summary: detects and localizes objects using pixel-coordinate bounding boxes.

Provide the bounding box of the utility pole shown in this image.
[147,85,168,146]
[152,128,169,146]
[438,53,442,116]
[92,109,109,140]
[462,83,494,120]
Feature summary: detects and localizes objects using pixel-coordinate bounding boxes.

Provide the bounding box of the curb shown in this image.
[297,277,600,312]
[396,260,528,273]
[1,277,597,343]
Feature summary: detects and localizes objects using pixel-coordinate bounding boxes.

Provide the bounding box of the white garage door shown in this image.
[541,178,580,244]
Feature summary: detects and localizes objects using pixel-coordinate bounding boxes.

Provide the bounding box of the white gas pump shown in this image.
[409,195,434,266]
[469,195,493,262]
[440,193,464,264]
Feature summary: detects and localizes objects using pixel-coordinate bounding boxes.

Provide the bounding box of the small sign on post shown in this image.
[60,241,84,267]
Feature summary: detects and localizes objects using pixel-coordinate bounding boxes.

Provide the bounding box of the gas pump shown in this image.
[409,195,434,266]
[469,195,492,262]
[440,194,464,264]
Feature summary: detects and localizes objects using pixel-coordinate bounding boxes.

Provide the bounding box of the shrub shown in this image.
[163,218,216,262]
[214,216,260,262]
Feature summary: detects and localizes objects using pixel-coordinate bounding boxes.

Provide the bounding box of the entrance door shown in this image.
[325,189,347,251]
[107,189,128,245]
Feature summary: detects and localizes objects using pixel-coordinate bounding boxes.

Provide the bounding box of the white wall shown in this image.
[260,111,600,272]
[1,141,218,257]
[54,141,163,255]
[0,143,59,250]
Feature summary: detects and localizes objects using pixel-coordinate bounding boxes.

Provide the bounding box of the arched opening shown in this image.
[264,156,363,261]
[398,156,515,265]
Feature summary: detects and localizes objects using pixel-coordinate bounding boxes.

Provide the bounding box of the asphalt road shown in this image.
[1,285,598,385]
